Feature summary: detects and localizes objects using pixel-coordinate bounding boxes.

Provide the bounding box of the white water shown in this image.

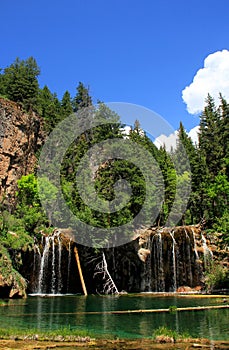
[36,232,63,294]
[201,234,213,267]
[38,236,50,294]
[67,239,72,293]
[184,228,193,286]
[169,231,177,292]
[57,232,62,293]
[152,233,165,292]
[191,228,199,260]
[51,236,56,294]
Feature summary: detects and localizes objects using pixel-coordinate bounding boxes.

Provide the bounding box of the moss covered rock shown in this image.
[0,245,27,298]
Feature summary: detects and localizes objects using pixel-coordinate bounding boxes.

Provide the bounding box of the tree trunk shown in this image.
[74,246,87,296]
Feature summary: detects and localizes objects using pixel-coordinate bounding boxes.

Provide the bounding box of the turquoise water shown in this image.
[0,294,228,340]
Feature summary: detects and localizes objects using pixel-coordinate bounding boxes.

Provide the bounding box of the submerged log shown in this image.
[74,246,87,296]
[69,304,229,315]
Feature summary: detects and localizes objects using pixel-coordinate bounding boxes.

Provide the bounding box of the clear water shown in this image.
[0,294,228,340]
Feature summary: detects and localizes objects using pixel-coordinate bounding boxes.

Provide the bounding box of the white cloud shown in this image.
[154,126,199,151]
[154,131,178,151]
[182,49,229,114]
[188,125,199,145]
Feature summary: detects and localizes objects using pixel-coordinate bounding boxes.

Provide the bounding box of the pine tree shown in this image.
[38,85,61,133]
[219,94,229,176]
[61,90,73,119]
[0,57,40,111]
[199,94,223,179]
[72,82,92,112]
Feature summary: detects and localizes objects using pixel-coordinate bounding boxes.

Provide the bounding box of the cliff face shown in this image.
[25,225,213,295]
[0,245,27,298]
[0,98,44,204]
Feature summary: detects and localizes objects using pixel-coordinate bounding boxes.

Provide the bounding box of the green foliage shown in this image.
[0,55,229,252]
[16,174,48,232]
[152,326,190,341]
[0,326,94,340]
[0,244,27,291]
[37,85,62,133]
[0,57,40,111]
[169,305,177,313]
[204,260,228,292]
[72,81,92,112]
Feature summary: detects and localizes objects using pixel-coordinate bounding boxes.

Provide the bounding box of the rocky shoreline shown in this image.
[0,337,229,350]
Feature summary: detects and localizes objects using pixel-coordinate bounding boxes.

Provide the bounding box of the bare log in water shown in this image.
[74,246,87,296]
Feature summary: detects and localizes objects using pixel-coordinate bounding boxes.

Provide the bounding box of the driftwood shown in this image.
[68,304,229,315]
[11,304,229,317]
[74,246,87,296]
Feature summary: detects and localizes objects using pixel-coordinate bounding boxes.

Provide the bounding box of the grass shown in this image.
[0,326,96,342]
[169,305,177,313]
[152,326,191,343]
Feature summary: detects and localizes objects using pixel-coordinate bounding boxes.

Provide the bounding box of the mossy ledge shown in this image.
[0,245,27,298]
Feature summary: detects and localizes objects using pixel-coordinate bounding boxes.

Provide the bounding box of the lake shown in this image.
[1,294,228,340]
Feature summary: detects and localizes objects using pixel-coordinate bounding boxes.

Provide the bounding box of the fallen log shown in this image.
[74,246,87,296]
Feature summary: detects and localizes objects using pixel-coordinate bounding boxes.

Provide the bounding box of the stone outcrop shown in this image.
[0,245,27,298]
[25,225,215,294]
[0,97,44,204]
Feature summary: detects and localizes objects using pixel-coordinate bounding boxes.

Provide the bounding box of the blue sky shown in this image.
[1,0,229,133]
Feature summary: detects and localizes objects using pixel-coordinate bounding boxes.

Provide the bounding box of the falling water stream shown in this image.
[169,231,177,292]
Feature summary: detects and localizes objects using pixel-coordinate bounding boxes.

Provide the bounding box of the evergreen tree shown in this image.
[219,94,229,176]
[38,85,61,133]
[199,94,223,178]
[61,90,73,119]
[0,57,40,111]
[72,82,92,112]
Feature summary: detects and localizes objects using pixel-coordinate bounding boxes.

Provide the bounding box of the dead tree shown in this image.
[94,252,119,295]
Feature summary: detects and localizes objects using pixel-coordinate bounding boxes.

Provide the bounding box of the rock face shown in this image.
[26,225,213,294]
[0,98,44,204]
[0,246,27,298]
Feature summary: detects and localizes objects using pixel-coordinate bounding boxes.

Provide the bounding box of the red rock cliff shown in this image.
[0,97,44,204]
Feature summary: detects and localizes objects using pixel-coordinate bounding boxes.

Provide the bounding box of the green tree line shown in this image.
[0,57,228,246]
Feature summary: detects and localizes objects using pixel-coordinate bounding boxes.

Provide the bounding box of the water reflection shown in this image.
[0,295,228,340]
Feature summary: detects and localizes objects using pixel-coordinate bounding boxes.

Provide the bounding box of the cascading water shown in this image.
[169,231,177,292]
[184,228,193,287]
[143,235,152,292]
[191,228,199,260]
[37,236,50,294]
[51,236,56,294]
[57,232,62,293]
[31,226,212,295]
[152,233,165,292]
[67,239,72,293]
[201,233,213,268]
[35,232,63,295]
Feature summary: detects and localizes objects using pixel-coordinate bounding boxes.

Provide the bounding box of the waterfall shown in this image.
[33,244,41,273]
[191,228,199,260]
[51,236,56,294]
[35,232,63,295]
[169,231,177,292]
[184,228,193,287]
[38,236,50,294]
[152,233,165,292]
[144,235,152,292]
[33,244,41,291]
[57,232,62,293]
[201,234,213,268]
[67,239,72,293]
